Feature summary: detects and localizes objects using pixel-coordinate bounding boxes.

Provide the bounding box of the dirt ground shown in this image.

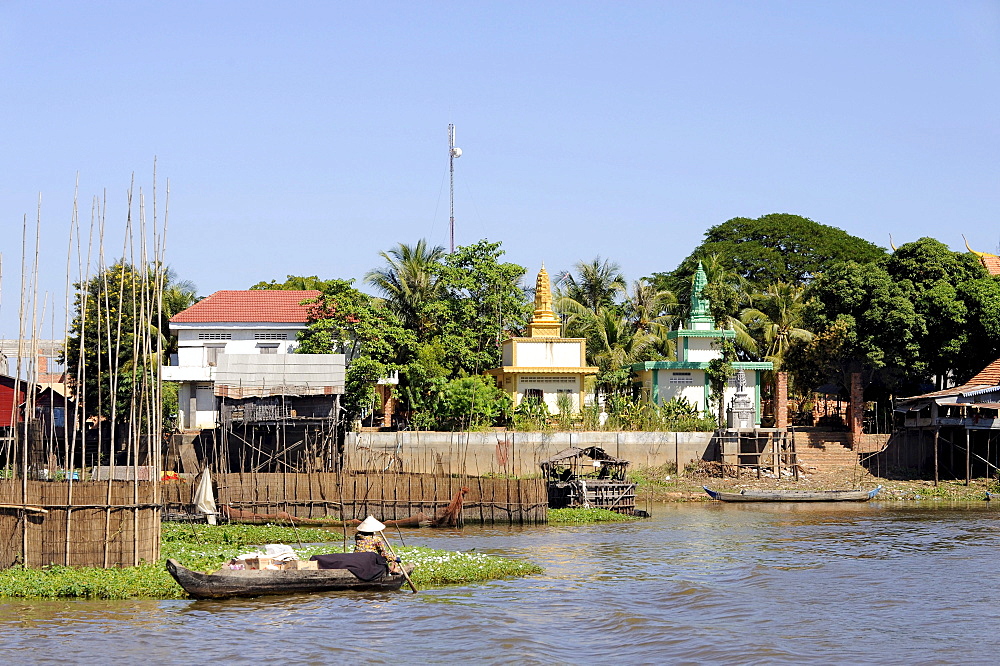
[634,461,998,503]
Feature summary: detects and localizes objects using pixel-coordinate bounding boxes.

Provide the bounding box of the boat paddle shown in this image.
[378,530,418,594]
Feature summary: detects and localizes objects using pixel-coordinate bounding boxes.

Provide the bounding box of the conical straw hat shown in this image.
[356,515,386,532]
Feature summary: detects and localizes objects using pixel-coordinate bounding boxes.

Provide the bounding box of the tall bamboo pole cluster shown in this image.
[0,170,169,567]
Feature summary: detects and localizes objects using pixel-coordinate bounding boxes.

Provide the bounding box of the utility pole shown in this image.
[448,123,462,253]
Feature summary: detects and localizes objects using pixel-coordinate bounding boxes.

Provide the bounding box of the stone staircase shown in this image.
[793,430,860,470]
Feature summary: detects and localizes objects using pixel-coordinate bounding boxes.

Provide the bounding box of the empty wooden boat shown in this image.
[703,485,882,502]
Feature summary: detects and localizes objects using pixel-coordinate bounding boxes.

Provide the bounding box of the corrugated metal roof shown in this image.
[171,290,320,324]
[214,354,345,397]
[960,386,1000,398]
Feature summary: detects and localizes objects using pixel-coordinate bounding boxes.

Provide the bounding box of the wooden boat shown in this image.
[703,485,882,502]
[165,558,415,600]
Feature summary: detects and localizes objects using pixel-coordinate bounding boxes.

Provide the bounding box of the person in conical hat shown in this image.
[354,515,400,573]
[356,515,386,533]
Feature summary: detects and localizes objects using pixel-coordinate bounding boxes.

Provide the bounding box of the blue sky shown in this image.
[1,1,998,337]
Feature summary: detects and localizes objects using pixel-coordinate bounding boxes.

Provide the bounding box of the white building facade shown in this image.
[162,290,320,429]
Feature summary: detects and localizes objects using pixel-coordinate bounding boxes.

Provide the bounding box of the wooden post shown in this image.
[933,427,939,486]
[966,427,971,486]
[674,432,681,477]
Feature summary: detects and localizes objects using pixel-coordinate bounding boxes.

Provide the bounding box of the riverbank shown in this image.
[0,523,541,599]
[631,462,999,502]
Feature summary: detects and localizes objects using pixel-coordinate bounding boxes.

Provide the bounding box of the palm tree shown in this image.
[586,308,658,394]
[365,240,446,336]
[562,257,626,313]
[740,282,813,369]
[153,266,197,361]
[623,279,677,334]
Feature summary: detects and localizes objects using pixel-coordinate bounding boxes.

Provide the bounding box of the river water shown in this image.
[3,501,999,664]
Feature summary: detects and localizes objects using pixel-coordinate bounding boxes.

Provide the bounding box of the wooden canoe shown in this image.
[165,559,415,600]
[703,485,882,502]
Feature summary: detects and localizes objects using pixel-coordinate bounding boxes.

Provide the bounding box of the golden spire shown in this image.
[964,234,997,258]
[527,264,562,338]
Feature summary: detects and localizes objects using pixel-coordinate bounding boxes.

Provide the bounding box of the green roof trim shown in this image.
[630,360,773,372]
[667,328,737,340]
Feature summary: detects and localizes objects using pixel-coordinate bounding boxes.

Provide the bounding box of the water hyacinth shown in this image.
[0,523,541,599]
[548,507,640,524]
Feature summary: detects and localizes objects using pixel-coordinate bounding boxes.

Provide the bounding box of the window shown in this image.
[520,376,576,384]
[257,343,279,355]
[254,333,287,340]
[205,345,225,366]
[198,333,232,340]
[669,372,694,385]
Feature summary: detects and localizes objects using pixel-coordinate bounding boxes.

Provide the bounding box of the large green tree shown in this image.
[883,238,993,387]
[786,260,922,394]
[957,276,1000,383]
[296,279,416,423]
[653,213,886,300]
[429,240,531,377]
[65,261,186,424]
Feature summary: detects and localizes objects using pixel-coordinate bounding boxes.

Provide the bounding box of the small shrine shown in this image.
[488,265,598,414]
[630,262,772,425]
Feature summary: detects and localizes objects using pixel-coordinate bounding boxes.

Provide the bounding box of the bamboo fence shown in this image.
[0,172,166,569]
[0,480,159,568]
[161,472,548,525]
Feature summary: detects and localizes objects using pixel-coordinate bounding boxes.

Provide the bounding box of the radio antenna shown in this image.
[448,123,462,253]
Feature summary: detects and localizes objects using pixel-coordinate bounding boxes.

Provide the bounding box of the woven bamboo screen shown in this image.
[0,480,160,569]
[209,472,548,525]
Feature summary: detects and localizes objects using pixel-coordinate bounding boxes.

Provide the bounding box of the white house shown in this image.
[162,290,321,429]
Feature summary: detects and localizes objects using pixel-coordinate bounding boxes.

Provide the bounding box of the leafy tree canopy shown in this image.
[883,238,986,383]
[428,239,531,377]
[787,260,923,394]
[65,261,188,424]
[249,275,343,291]
[296,279,416,422]
[652,213,886,299]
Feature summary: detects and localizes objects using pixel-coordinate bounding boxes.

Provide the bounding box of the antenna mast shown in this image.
[448,123,462,253]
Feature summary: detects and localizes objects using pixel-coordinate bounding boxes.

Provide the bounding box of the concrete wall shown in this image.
[515,339,585,367]
[344,430,716,477]
[685,337,720,363]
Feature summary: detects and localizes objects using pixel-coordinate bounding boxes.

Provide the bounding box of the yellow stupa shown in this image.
[487,264,598,414]
[527,264,563,338]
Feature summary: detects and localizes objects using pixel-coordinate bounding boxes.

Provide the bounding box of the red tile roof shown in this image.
[171,290,320,324]
[967,358,1000,386]
[980,255,1000,276]
[901,358,1000,401]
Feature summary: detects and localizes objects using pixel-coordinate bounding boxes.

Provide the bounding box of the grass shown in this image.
[548,507,640,523]
[0,523,541,600]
